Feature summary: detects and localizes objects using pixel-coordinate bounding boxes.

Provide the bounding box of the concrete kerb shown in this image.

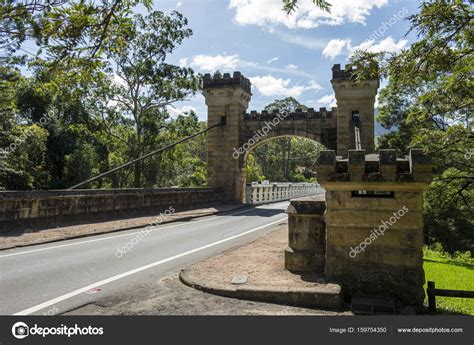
[179,269,342,310]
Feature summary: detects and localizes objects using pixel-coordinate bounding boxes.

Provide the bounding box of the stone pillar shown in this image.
[331,64,379,157]
[285,194,326,274]
[316,149,433,306]
[203,72,251,203]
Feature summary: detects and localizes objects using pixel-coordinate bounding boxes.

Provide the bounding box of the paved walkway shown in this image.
[180,224,343,310]
[0,204,243,250]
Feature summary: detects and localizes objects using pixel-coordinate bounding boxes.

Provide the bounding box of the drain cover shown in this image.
[231,275,248,285]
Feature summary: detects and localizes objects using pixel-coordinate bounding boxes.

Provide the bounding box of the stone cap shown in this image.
[316,149,433,183]
[286,194,326,215]
[203,71,251,94]
[245,107,335,121]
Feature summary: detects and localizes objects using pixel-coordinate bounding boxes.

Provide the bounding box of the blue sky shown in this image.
[151,0,421,120]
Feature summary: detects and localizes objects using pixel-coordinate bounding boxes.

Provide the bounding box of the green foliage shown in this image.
[98,10,199,187]
[246,154,265,182]
[1,0,152,71]
[1,124,49,189]
[0,9,204,191]
[350,0,473,253]
[424,242,473,267]
[282,0,331,14]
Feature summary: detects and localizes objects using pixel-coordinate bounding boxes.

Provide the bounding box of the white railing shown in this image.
[246,182,325,205]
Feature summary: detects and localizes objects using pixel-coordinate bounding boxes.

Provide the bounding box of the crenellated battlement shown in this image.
[331,64,356,81]
[203,71,252,94]
[316,149,433,183]
[244,107,337,121]
[203,65,381,203]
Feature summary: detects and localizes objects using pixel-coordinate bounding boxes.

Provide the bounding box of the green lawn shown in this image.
[423,259,474,315]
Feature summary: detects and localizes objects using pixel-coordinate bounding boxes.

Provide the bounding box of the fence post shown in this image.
[427,281,436,313]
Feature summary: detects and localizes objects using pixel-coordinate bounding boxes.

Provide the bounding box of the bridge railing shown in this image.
[246,182,325,205]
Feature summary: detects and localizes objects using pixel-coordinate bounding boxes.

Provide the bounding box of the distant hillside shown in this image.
[375,120,389,136]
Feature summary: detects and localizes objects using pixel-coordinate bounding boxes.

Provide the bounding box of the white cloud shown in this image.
[307,80,323,91]
[315,94,337,108]
[350,36,408,54]
[229,0,388,29]
[181,53,314,78]
[250,75,322,98]
[176,1,182,7]
[321,36,409,60]
[374,91,380,109]
[275,30,326,50]
[167,105,197,116]
[285,64,298,70]
[322,39,351,59]
[267,57,279,64]
[184,54,240,71]
[178,57,188,67]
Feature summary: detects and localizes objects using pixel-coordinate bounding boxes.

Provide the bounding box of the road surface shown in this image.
[0,201,289,315]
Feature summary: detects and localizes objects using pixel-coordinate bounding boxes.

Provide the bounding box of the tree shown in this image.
[283,0,331,14]
[0,1,152,67]
[350,0,473,253]
[100,11,200,187]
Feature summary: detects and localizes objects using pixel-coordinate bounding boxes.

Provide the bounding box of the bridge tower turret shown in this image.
[331,64,379,157]
[203,72,252,203]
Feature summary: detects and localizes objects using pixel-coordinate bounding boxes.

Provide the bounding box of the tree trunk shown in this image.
[286,138,292,179]
[281,140,287,180]
[133,160,142,188]
[133,124,142,188]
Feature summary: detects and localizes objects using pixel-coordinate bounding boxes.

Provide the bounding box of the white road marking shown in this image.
[0,204,284,259]
[13,217,287,315]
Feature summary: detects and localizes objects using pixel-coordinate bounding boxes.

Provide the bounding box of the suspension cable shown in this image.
[68,120,224,190]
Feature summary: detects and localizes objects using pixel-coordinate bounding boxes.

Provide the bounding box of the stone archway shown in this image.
[240,135,326,204]
[203,65,379,203]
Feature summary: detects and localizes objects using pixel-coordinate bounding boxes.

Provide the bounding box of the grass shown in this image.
[423,246,474,315]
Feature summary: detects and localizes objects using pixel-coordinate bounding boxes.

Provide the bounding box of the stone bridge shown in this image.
[203,65,379,203]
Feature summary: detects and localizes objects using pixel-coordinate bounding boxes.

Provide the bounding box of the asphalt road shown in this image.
[0,201,290,315]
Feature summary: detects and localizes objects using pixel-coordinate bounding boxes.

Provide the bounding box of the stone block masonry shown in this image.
[316,149,433,306]
[285,149,433,306]
[0,188,224,232]
[203,64,379,203]
[285,194,326,274]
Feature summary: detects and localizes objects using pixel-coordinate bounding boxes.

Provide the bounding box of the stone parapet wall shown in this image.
[0,188,224,232]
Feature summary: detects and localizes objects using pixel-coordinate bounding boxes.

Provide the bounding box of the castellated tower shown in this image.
[331,64,379,157]
[202,72,251,202]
